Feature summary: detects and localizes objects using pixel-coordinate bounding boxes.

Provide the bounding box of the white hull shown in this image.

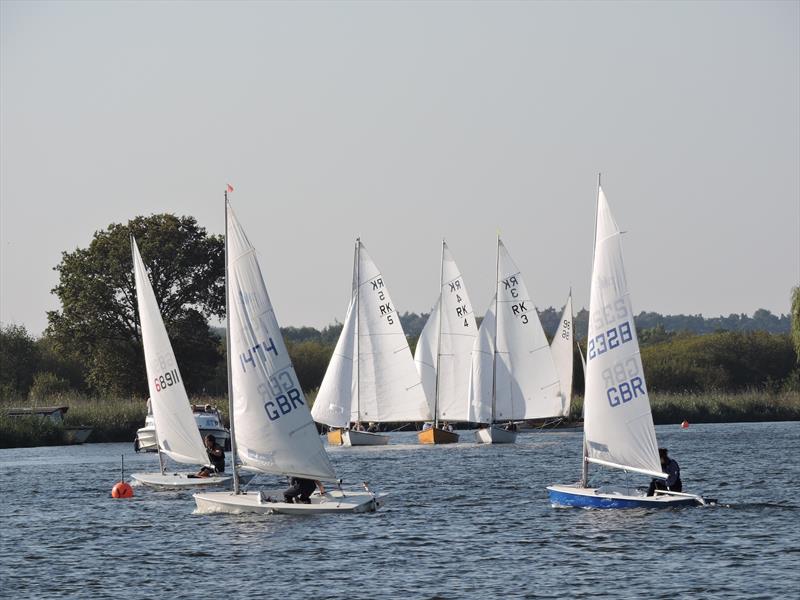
[130,471,235,490]
[194,489,386,515]
[135,421,229,452]
[547,484,702,509]
[474,426,517,444]
[342,430,389,446]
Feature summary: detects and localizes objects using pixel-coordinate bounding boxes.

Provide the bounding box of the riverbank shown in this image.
[1,390,798,448]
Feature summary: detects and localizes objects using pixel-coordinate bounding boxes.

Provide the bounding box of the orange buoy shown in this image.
[681,420,689,429]
[111,481,134,498]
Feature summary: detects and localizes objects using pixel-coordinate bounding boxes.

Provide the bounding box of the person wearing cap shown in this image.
[647,447,682,496]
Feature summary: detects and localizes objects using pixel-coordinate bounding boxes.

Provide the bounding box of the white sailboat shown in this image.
[194,198,384,514]
[549,291,575,419]
[129,237,233,490]
[547,181,705,508]
[469,238,563,443]
[414,241,477,444]
[311,239,429,446]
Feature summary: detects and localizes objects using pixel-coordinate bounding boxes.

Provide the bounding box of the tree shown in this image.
[0,324,39,399]
[46,214,224,396]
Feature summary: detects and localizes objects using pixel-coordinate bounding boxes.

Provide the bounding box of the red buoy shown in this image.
[111,481,134,498]
[681,420,689,429]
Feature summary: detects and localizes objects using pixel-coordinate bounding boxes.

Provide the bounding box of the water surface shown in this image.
[1,422,798,599]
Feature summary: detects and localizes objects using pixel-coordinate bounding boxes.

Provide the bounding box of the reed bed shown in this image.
[1,390,797,448]
[569,390,800,424]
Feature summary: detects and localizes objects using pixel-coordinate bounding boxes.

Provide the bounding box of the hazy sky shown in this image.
[2,0,798,335]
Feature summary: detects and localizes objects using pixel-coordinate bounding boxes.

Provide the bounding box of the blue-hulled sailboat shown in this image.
[547,180,706,509]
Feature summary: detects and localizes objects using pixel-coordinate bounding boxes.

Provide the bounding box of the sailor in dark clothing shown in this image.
[195,434,225,478]
[284,477,319,504]
[647,447,682,496]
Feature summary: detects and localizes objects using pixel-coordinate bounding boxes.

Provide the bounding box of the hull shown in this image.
[135,424,229,453]
[342,430,389,446]
[194,489,386,515]
[327,429,344,445]
[131,471,235,490]
[547,484,701,509]
[474,426,517,444]
[417,427,459,445]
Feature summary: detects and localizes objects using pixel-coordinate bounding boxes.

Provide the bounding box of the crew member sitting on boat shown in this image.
[367,422,378,433]
[502,421,518,432]
[353,422,365,431]
[647,447,682,496]
[442,421,454,433]
[195,434,225,478]
[284,476,322,504]
[422,422,433,431]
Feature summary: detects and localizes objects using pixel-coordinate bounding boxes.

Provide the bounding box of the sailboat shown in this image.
[469,237,562,443]
[128,237,233,490]
[549,291,576,420]
[547,182,706,508]
[311,239,429,446]
[414,241,477,444]
[194,198,385,514]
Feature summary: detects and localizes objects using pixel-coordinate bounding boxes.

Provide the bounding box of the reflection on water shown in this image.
[1,422,798,599]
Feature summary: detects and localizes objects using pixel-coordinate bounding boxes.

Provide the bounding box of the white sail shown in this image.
[132,238,209,466]
[493,240,562,420]
[550,292,575,418]
[226,203,336,481]
[583,186,661,476]
[467,303,495,424]
[415,242,478,422]
[310,294,357,428]
[311,240,428,427]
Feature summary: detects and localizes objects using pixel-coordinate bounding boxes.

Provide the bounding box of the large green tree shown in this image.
[46,214,224,396]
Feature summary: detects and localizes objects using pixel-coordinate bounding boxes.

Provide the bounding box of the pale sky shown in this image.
[2,0,798,335]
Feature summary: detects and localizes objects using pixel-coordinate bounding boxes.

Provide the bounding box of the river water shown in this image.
[1,421,798,599]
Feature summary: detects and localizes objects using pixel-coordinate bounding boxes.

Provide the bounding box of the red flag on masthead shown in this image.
[226,183,234,193]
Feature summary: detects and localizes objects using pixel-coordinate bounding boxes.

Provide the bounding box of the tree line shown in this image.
[1,214,797,402]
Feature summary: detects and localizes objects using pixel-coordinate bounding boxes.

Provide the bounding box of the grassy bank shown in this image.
[1,390,797,448]
[568,390,800,424]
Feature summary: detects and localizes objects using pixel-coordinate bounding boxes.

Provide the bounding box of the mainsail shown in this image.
[550,292,575,418]
[132,237,208,466]
[469,239,562,422]
[414,242,477,422]
[582,186,662,477]
[311,239,428,427]
[226,202,336,481]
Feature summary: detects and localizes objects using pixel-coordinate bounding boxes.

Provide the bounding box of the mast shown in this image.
[224,189,240,495]
[581,174,601,488]
[355,238,361,427]
[432,239,445,429]
[490,235,500,425]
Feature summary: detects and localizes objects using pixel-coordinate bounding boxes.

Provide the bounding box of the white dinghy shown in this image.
[414,241,477,444]
[547,180,706,509]
[194,198,384,515]
[469,238,563,444]
[311,239,429,446]
[128,238,232,490]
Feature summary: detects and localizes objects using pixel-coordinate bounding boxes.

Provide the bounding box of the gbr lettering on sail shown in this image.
[239,337,305,421]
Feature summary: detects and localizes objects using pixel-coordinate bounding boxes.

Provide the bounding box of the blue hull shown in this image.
[547,486,699,509]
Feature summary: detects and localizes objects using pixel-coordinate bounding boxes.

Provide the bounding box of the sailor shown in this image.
[647,447,682,496]
[195,434,225,478]
[284,477,320,504]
